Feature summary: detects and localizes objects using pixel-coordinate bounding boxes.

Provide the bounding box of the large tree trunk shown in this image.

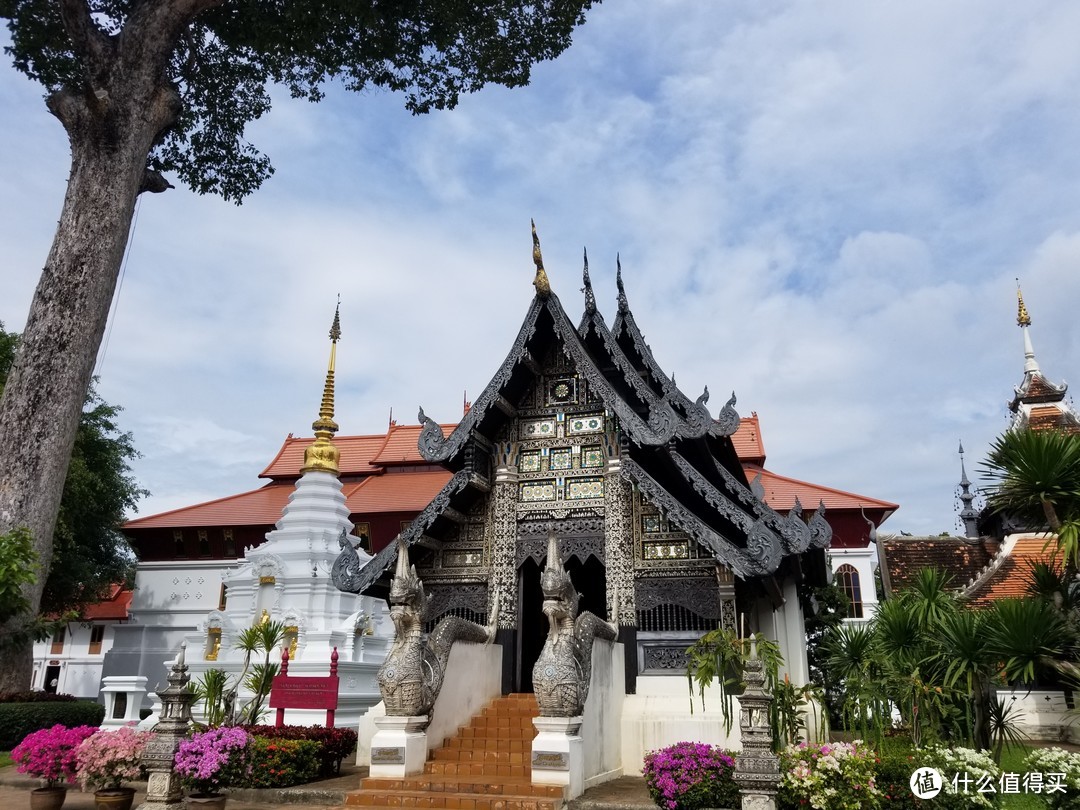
[0,0,187,690]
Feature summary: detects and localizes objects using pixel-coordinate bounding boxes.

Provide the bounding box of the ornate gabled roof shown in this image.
[609,263,739,439]
[418,291,687,464]
[340,241,833,596]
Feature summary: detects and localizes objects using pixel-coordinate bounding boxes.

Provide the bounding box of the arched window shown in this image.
[835,564,864,619]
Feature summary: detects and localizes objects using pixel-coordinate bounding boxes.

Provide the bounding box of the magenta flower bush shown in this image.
[643,741,739,810]
[75,726,153,790]
[174,726,251,796]
[11,724,99,788]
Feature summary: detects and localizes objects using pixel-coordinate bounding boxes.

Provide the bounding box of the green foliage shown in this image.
[234,737,320,788]
[1021,747,1080,809]
[192,668,230,728]
[981,429,1080,573]
[685,629,782,735]
[986,696,1028,764]
[985,598,1073,686]
[0,1,597,202]
[0,700,105,750]
[233,620,286,725]
[247,725,358,777]
[0,527,37,624]
[0,323,144,617]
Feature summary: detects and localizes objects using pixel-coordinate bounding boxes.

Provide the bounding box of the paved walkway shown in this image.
[0,766,652,810]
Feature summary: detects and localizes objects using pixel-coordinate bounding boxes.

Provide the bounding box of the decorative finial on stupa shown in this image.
[1016,279,1040,375]
[582,248,596,314]
[532,220,551,299]
[301,300,342,475]
[616,254,628,313]
[1016,279,1031,327]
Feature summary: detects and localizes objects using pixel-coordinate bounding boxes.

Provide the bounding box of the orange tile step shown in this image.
[344,791,561,810]
[362,776,564,798]
[423,762,532,778]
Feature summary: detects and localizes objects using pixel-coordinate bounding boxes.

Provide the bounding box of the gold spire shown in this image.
[301,301,342,475]
[1016,279,1031,327]
[531,219,551,299]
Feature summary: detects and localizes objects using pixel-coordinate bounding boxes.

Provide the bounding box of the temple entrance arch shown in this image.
[513,535,607,693]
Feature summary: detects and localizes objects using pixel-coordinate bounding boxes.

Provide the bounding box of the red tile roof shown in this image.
[343,470,452,513]
[746,465,898,514]
[731,415,766,465]
[882,536,1001,593]
[125,483,295,529]
[258,424,455,479]
[82,585,132,620]
[967,535,1064,608]
[371,424,451,465]
[259,434,385,479]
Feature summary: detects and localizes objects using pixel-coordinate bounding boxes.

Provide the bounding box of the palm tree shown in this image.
[981,429,1080,576]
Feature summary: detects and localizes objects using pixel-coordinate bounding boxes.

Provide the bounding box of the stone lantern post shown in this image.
[734,636,781,810]
[137,643,196,809]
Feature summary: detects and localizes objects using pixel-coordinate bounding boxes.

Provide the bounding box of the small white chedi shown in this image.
[180,305,390,728]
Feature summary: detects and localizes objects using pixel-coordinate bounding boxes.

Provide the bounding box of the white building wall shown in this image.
[32,621,123,699]
[827,545,879,622]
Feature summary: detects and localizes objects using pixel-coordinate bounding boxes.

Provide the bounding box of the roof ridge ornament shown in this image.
[301,299,342,475]
[616,254,628,313]
[582,247,596,314]
[1015,279,1040,375]
[1016,279,1031,327]
[531,219,551,299]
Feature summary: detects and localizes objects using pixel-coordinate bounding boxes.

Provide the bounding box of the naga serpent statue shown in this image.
[532,532,619,717]
[378,537,498,718]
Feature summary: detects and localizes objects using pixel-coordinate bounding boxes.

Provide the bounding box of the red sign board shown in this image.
[269,675,339,710]
[267,646,341,727]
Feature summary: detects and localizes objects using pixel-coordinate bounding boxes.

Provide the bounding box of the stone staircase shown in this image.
[346,693,567,810]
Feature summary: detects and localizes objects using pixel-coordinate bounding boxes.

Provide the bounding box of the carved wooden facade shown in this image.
[333,258,831,692]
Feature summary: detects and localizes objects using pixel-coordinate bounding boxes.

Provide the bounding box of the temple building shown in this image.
[32,236,895,707]
[332,231,893,717]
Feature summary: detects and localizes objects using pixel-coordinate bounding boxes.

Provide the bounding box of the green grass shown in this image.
[986,745,1042,809]
[0,751,11,769]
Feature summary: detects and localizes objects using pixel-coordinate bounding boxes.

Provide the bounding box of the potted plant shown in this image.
[11,724,99,810]
[173,726,251,807]
[75,726,153,810]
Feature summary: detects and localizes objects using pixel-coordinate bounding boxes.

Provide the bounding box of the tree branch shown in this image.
[58,0,114,84]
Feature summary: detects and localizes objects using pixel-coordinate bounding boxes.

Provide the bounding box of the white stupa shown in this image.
[181,305,390,727]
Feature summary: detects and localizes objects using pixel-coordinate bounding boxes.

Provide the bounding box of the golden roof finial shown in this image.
[531,219,551,299]
[301,299,342,475]
[1016,279,1031,327]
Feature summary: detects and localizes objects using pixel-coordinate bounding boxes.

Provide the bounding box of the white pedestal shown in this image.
[531,716,584,799]
[100,676,148,728]
[370,715,430,777]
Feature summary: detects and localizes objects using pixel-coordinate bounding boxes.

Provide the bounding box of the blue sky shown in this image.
[3,1,1080,535]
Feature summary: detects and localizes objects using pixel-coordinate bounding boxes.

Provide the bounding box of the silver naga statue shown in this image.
[532,532,619,717]
[378,537,497,717]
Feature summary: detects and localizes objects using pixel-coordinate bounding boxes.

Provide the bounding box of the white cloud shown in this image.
[3,1,1080,536]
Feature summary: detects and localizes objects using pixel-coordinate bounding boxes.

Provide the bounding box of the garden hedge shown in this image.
[0,700,105,749]
[248,725,358,776]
